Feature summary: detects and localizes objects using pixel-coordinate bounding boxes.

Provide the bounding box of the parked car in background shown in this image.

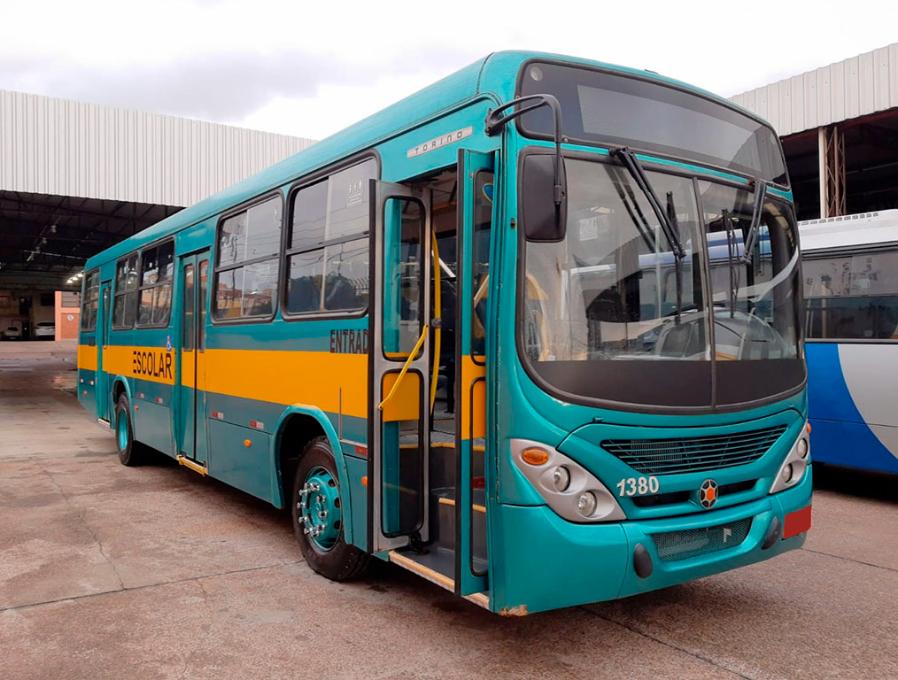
[3,323,22,340]
[34,321,56,340]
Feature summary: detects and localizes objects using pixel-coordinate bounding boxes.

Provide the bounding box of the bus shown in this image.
[801,210,898,475]
[76,51,812,615]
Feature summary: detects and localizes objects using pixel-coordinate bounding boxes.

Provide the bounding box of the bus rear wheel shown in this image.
[291,436,369,581]
[114,394,147,466]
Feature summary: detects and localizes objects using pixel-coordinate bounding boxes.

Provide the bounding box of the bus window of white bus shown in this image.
[804,249,898,340]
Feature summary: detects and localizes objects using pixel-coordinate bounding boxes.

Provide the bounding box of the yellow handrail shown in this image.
[378,324,429,411]
[430,231,442,413]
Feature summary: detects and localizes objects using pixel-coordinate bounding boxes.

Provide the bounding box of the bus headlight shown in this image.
[552,466,571,492]
[769,423,810,494]
[511,439,625,523]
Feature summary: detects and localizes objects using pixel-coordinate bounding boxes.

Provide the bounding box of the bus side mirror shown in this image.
[521,154,567,242]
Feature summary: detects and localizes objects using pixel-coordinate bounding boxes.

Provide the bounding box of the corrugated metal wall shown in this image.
[0,89,315,207]
[731,43,898,137]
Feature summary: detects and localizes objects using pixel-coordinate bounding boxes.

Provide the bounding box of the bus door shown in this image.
[96,280,112,420]
[454,150,494,596]
[369,181,432,552]
[176,250,210,466]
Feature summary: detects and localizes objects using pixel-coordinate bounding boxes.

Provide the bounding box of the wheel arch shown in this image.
[271,405,354,546]
[111,376,133,409]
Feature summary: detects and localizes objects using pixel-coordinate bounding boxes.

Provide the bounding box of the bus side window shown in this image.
[113,254,139,329]
[80,271,100,331]
[285,159,376,316]
[137,240,174,327]
[213,196,282,320]
[803,249,898,340]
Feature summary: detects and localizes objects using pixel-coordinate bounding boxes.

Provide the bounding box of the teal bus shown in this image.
[77,51,812,615]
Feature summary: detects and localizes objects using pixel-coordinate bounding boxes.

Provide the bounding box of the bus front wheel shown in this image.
[114,394,146,466]
[291,436,369,581]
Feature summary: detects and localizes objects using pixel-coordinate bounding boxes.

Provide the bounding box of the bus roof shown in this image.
[84,50,765,271]
[799,209,898,252]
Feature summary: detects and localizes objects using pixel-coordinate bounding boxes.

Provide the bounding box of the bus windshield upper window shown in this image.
[518,62,787,185]
[804,249,898,340]
[285,158,376,316]
[213,195,282,320]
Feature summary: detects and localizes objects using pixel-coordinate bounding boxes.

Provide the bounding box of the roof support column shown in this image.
[818,124,846,217]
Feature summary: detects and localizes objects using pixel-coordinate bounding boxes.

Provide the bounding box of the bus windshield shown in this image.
[522,157,803,409]
[519,61,788,185]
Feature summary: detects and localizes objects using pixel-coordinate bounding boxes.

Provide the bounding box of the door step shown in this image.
[388,549,454,591]
[388,550,491,610]
[177,454,208,476]
[431,488,488,569]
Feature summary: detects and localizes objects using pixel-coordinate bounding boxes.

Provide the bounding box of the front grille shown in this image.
[602,425,787,475]
[653,518,752,562]
[632,479,758,508]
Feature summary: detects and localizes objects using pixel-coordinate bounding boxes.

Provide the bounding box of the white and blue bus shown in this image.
[800,210,898,475]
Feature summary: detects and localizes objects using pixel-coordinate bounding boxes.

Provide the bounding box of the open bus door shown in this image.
[453,149,494,597]
[368,181,433,553]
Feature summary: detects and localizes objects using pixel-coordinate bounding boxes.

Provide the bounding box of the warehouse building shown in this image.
[732,42,898,220]
[0,89,313,337]
[2,45,897,336]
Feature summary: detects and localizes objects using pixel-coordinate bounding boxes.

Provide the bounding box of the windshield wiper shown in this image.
[666,191,685,325]
[722,209,739,317]
[741,179,767,266]
[610,147,686,260]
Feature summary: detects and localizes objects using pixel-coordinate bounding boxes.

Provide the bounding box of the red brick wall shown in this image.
[54,291,80,340]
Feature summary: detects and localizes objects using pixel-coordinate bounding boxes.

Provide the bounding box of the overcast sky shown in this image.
[2,1,896,141]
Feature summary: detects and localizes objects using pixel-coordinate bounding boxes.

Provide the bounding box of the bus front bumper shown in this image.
[491,470,812,614]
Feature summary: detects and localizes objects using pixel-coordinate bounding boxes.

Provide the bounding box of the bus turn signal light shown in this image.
[521,447,550,466]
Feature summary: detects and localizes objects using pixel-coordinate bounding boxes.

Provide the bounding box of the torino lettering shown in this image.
[132,349,173,380]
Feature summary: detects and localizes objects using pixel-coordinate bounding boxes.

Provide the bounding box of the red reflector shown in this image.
[783,505,812,539]
[354,445,368,457]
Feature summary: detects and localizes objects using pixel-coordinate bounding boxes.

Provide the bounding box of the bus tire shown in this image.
[292,436,369,581]
[114,393,146,466]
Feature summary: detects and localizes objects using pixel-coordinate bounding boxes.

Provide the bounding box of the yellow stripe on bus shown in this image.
[181,351,196,388]
[77,344,98,372]
[201,348,368,417]
[85,344,483,424]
